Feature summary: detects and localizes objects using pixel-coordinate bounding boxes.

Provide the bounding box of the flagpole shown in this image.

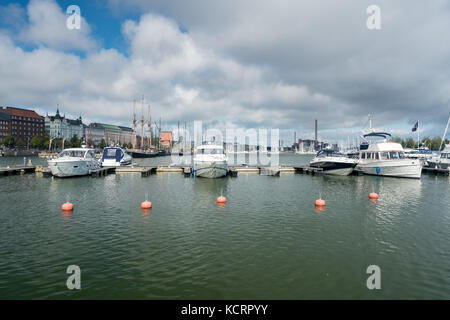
[417,120,420,148]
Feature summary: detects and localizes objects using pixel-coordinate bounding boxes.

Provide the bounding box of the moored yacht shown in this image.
[101,147,132,167]
[426,144,450,170]
[193,144,228,178]
[48,147,101,177]
[309,148,358,175]
[357,132,422,179]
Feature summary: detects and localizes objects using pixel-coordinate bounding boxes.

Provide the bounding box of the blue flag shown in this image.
[412,121,418,132]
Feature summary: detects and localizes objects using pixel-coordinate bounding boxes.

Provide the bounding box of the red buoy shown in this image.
[315,199,326,207]
[217,196,227,204]
[141,201,152,209]
[369,193,379,200]
[61,202,74,211]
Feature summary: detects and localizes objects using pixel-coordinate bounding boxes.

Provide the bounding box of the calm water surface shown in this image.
[0,154,449,299]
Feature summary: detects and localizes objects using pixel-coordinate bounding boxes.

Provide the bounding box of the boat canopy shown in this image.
[363,132,392,139]
[102,147,123,162]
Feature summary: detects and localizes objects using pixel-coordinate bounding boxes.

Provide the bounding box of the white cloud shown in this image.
[19,0,96,51]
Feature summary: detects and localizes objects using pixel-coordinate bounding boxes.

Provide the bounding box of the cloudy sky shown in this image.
[0,0,449,145]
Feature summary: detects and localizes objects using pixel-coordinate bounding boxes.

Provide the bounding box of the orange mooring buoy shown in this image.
[315,199,326,207]
[141,201,152,209]
[217,196,227,204]
[61,202,74,211]
[369,192,379,200]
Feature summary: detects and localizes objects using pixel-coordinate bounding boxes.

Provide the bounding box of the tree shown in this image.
[99,139,106,149]
[41,134,50,149]
[3,134,15,148]
[70,135,80,148]
[17,139,25,148]
[392,136,403,144]
[430,136,442,151]
[404,137,415,149]
[30,135,41,148]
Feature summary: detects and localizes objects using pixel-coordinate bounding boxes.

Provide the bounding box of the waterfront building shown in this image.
[45,109,84,140]
[0,113,11,142]
[85,123,134,146]
[160,131,173,148]
[0,106,45,144]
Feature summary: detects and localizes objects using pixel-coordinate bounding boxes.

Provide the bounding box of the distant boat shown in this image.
[193,144,228,178]
[101,147,132,167]
[426,144,450,170]
[127,149,165,158]
[48,147,100,177]
[309,148,358,175]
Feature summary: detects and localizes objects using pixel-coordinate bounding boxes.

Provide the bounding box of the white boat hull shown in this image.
[357,160,422,179]
[194,161,228,178]
[48,159,100,177]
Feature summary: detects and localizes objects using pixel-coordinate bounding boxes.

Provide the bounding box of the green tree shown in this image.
[70,135,80,148]
[30,135,41,148]
[429,136,442,151]
[17,139,25,148]
[392,136,403,145]
[3,134,15,148]
[404,137,416,149]
[421,136,431,149]
[99,139,106,149]
[442,139,449,150]
[41,134,50,149]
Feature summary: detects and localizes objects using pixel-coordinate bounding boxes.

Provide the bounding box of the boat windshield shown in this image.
[199,148,224,155]
[316,150,343,157]
[59,150,86,158]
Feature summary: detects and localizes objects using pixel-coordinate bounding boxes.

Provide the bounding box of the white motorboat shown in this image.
[48,147,101,177]
[100,147,132,167]
[309,148,358,175]
[193,144,228,178]
[426,144,450,170]
[357,132,422,179]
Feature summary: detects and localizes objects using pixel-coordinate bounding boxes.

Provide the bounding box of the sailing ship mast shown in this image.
[147,105,151,148]
[132,99,136,149]
[141,95,144,149]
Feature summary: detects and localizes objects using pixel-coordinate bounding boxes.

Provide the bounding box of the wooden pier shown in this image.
[0,166,36,176]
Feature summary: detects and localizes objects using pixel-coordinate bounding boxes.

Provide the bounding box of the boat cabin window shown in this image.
[374,153,379,160]
[59,150,85,158]
[441,153,448,159]
[361,153,366,159]
[398,152,405,159]
[106,149,117,157]
[389,152,399,159]
[85,150,95,158]
[200,148,223,155]
[380,152,389,160]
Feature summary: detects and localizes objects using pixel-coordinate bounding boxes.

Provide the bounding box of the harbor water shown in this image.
[0,154,449,299]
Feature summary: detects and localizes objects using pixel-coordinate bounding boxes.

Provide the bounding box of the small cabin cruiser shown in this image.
[357,132,422,179]
[101,147,132,167]
[48,147,101,177]
[426,144,450,170]
[309,149,358,175]
[193,144,228,178]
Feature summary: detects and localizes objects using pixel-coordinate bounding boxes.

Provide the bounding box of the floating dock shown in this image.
[0,166,36,176]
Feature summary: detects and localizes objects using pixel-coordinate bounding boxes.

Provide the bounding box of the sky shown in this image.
[0,0,449,146]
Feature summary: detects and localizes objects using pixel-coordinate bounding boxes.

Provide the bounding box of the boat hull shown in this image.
[357,160,422,179]
[48,159,100,177]
[309,162,356,176]
[194,161,228,178]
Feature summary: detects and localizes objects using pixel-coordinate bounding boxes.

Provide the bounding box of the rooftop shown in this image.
[0,106,44,119]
